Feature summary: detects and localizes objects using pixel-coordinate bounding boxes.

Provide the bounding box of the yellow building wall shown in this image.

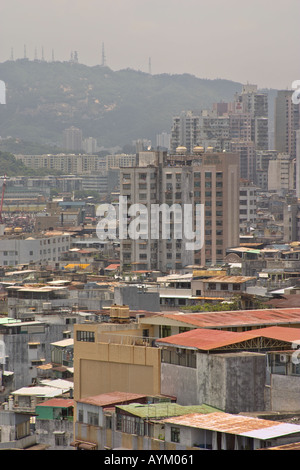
[74,324,161,401]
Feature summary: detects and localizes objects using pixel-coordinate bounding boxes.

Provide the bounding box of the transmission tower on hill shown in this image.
[101,42,106,67]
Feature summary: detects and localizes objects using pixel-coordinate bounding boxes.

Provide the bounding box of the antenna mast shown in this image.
[102,42,106,67]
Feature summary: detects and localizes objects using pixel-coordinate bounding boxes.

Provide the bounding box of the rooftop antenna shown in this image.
[41,46,45,61]
[34,47,38,61]
[148,57,152,75]
[101,42,106,67]
[52,49,55,62]
[24,44,27,59]
[10,47,14,61]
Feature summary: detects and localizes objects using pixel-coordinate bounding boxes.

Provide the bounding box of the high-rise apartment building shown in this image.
[63,126,83,152]
[170,111,201,154]
[275,90,300,158]
[296,130,300,198]
[233,85,269,151]
[230,140,256,182]
[119,149,239,272]
[235,85,268,118]
[239,179,258,229]
[268,153,295,194]
[14,153,106,174]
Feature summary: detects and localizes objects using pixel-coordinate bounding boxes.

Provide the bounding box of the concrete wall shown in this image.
[1,323,71,389]
[114,286,160,312]
[160,363,198,405]
[35,418,74,449]
[268,374,300,412]
[161,351,266,413]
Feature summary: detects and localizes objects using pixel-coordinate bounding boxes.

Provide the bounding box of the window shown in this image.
[160,325,171,338]
[87,412,99,426]
[76,330,95,342]
[171,427,180,443]
[105,415,112,429]
[78,409,84,422]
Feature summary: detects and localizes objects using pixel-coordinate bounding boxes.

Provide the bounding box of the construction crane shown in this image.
[0,175,7,224]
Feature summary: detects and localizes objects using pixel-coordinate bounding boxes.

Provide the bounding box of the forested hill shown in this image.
[0,59,266,149]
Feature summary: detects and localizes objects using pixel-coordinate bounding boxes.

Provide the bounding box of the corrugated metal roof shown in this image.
[264,442,300,450]
[161,308,300,329]
[156,325,300,351]
[36,398,74,408]
[12,386,65,397]
[163,412,300,439]
[78,391,147,407]
[202,276,256,283]
[116,403,220,419]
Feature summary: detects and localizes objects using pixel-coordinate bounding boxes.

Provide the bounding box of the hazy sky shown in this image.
[0,0,299,89]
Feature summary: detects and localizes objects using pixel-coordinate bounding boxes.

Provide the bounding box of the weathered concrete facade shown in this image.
[161,351,266,413]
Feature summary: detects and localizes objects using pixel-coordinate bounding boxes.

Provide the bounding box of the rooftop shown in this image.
[156,326,300,351]
[116,403,220,419]
[78,391,148,407]
[157,308,300,329]
[36,398,74,408]
[163,412,300,439]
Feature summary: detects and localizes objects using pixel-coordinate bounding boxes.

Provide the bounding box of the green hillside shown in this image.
[0,59,245,149]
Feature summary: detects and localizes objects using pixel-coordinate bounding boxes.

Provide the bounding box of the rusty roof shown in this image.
[263,442,300,450]
[161,308,300,329]
[156,325,300,351]
[78,391,147,407]
[36,398,74,408]
[163,412,300,439]
[201,276,256,283]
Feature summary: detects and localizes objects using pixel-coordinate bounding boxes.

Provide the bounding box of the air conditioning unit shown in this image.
[280,354,288,363]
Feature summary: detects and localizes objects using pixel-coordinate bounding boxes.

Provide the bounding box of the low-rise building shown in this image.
[0,232,71,268]
[163,412,300,450]
[35,398,74,449]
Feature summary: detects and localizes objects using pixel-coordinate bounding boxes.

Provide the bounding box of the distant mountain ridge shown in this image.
[0,60,274,149]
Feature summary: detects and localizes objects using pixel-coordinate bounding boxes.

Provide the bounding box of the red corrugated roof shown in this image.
[78,391,147,407]
[156,325,300,351]
[104,264,120,270]
[162,308,300,329]
[36,398,74,408]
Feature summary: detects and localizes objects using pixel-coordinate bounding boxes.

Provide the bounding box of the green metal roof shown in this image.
[116,402,222,419]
